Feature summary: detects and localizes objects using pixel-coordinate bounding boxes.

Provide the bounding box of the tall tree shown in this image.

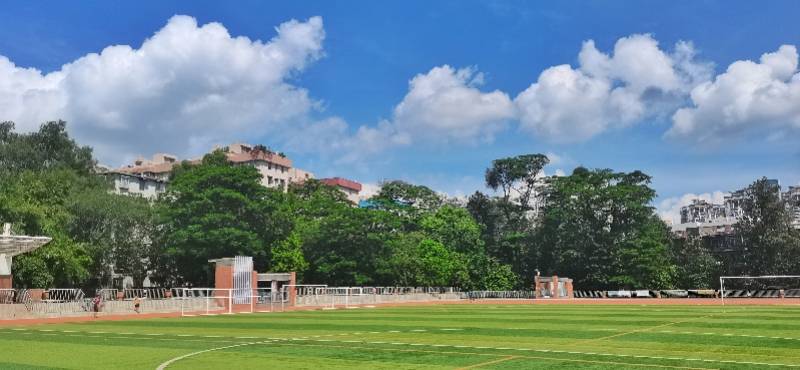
[485,154,549,209]
[537,167,676,290]
[669,236,719,289]
[734,178,800,276]
[0,121,95,176]
[0,170,95,287]
[371,181,444,222]
[469,154,549,284]
[68,191,157,289]
[155,150,288,286]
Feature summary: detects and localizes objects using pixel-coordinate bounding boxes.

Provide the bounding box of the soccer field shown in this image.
[1,304,799,369]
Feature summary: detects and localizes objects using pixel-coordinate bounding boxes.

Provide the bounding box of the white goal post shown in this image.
[720,275,800,305]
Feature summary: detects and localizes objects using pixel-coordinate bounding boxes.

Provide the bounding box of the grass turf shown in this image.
[1,304,799,369]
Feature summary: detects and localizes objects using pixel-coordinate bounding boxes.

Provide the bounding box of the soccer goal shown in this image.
[719,275,800,305]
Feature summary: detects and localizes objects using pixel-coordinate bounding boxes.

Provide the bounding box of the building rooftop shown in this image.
[320,177,362,192]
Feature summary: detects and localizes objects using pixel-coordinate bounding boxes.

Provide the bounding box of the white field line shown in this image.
[656,329,800,341]
[273,339,800,369]
[155,340,273,370]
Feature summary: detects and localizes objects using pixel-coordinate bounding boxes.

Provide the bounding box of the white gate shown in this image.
[233,256,253,304]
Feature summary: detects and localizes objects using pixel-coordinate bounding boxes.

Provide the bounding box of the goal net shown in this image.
[720,275,800,305]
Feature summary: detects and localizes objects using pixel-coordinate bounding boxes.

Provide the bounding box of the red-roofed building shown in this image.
[320,177,362,203]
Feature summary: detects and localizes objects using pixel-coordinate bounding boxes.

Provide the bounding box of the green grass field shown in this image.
[1,304,800,369]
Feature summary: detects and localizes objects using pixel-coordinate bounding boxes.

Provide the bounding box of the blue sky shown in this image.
[1,1,799,222]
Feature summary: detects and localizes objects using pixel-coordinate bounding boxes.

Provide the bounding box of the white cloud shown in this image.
[288,65,514,163]
[544,151,565,165]
[515,34,711,142]
[285,117,407,164]
[0,15,325,164]
[657,191,728,226]
[393,65,515,143]
[668,45,800,142]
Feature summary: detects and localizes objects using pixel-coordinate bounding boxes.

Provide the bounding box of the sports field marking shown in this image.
[656,329,800,341]
[279,337,800,368]
[588,313,717,342]
[275,342,715,370]
[155,340,273,370]
[456,355,516,369]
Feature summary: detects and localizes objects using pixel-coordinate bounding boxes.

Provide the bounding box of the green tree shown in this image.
[270,231,309,278]
[537,167,676,290]
[68,191,157,289]
[735,178,800,276]
[485,153,549,208]
[0,170,95,287]
[155,150,287,286]
[670,236,719,289]
[469,154,550,284]
[371,181,444,222]
[0,121,95,176]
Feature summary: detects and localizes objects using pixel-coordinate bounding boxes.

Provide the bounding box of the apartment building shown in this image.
[101,153,176,198]
[784,186,800,229]
[225,143,312,191]
[103,144,359,201]
[673,179,800,237]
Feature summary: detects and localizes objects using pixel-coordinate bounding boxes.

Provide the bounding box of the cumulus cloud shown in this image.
[657,191,728,226]
[393,65,515,143]
[285,117,408,164]
[668,45,800,142]
[0,15,325,163]
[515,34,711,142]
[288,65,514,163]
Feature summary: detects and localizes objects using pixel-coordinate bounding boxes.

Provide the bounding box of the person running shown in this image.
[92,294,103,318]
[133,296,142,314]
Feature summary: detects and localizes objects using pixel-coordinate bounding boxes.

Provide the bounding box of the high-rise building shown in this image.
[784,186,800,229]
[673,178,800,237]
